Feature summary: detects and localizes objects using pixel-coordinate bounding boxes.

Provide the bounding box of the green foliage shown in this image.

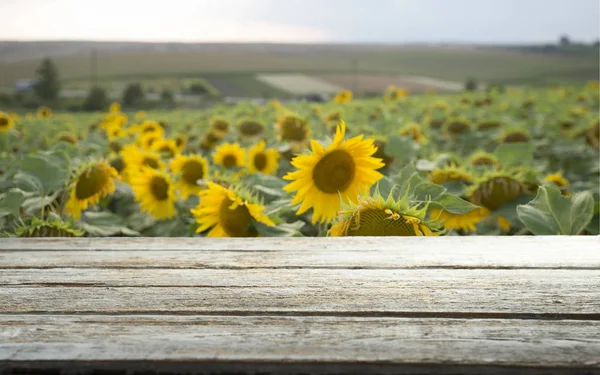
[517,186,594,235]
[34,58,61,101]
[160,89,176,109]
[464,78,478,92]
[494,143,535,169]
[83,86,108,112]
[122,83,145,108]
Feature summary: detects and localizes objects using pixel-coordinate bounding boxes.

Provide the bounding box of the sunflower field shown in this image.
[0,83,598,238]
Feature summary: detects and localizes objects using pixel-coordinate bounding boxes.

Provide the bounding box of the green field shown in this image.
[0,42,598,97]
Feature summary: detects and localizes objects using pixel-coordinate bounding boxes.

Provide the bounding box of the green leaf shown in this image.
[16,153,70,195]
[386,135,417,166]
[391,163,419,199]
[255,221,305,237]
[494,142,535,168]
[571,191,595,236]
[517,186,594,235]
[412,182,447,202]
[81,211,140,237]
[0,191,24,218]
[430,193,479,215]
[21,190,62,214]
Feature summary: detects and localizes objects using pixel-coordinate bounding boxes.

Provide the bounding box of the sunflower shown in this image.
[333,90,353,104]
[105,124,127,141]
[466,172,529,231]
[372,139,393,168]
[324,111,342,123]
[109,102,121,113]
[213,142,246,169]
[191,181,274,237]
[36,106,53,119]
[275,115,310,149]
[211,118,230,138]
[57,133,78,145]
[138,120,164,137]
[238,119,265,140]
[129,168,177,220]
[200,132,220,151]
[283,121,384,224]
[329,188,441,236]
[170,154,209,199]
[8,112,20,122]
[544,172,571,196]
[138,132,162,150]
[65,161,119,219]
[0,112,15,133]
[545,172,568,188]
[400,122,427,144]
[13,217,85,238]
[429,207,489,233]
[469,151,498,168]
[384,86,408,102]
[501,129,531,143]
[247,141,280,175]
[120,146,165,181]
[151,138,180,159]
[174,135,187,151]
[429,164,473,185]
[444,117,470,137]
[477,119,502,131]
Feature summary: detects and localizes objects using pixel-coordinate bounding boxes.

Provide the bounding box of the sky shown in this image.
[1,0,599,44]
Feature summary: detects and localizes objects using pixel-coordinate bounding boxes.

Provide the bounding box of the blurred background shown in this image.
[1,0,599,110]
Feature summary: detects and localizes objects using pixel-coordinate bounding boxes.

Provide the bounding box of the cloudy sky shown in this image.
[1,0,598,43]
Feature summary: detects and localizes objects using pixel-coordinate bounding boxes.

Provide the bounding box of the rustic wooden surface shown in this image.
[0,236,599,375]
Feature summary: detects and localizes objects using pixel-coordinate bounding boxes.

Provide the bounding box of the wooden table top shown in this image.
[1,236,599,375]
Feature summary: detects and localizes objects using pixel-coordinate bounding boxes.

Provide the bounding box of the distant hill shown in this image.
[0,41,597,97]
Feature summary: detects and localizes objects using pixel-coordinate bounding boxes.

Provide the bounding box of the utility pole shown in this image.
[91,49,97,88]
[352,58,359,94]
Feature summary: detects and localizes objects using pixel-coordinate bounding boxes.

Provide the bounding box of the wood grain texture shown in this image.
[1,269,599,316]
[1,236,599,269]
[1,315,599,367]
[1,237,599,374]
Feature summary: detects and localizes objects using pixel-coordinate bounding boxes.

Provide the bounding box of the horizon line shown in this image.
[1,39,596,46]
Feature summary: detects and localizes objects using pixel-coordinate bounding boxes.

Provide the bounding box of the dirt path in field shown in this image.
[314,74,466,93]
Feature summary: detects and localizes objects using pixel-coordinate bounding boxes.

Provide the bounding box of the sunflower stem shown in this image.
[317,222,329,237]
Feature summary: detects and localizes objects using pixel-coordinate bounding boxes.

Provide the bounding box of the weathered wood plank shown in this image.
[1,237,599,269]
[1,269,598,316]
[1,315,599,368]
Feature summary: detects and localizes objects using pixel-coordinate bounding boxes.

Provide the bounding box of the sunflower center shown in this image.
[149,176,169,201]
[222,154,238,168]
[253,153,267,171]
[219,198,258,237]
[110,157,125,173]
[213,121,229,131]
[503,133,530,143]
[75,165,110,200]
[469,177,524,210]
[142,157,159,169]
[24,225,79,238]
[447,121,469,134]
[313,150,355,194]
[182,161,205,185]
[159,145,174,158]
[0,117,8,127]
[472,157,495,166]
[240,121,264,136]
[347,209,419,236]
[282,120,307,141]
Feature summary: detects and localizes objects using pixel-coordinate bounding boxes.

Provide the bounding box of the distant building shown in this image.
[15,79,38,93]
